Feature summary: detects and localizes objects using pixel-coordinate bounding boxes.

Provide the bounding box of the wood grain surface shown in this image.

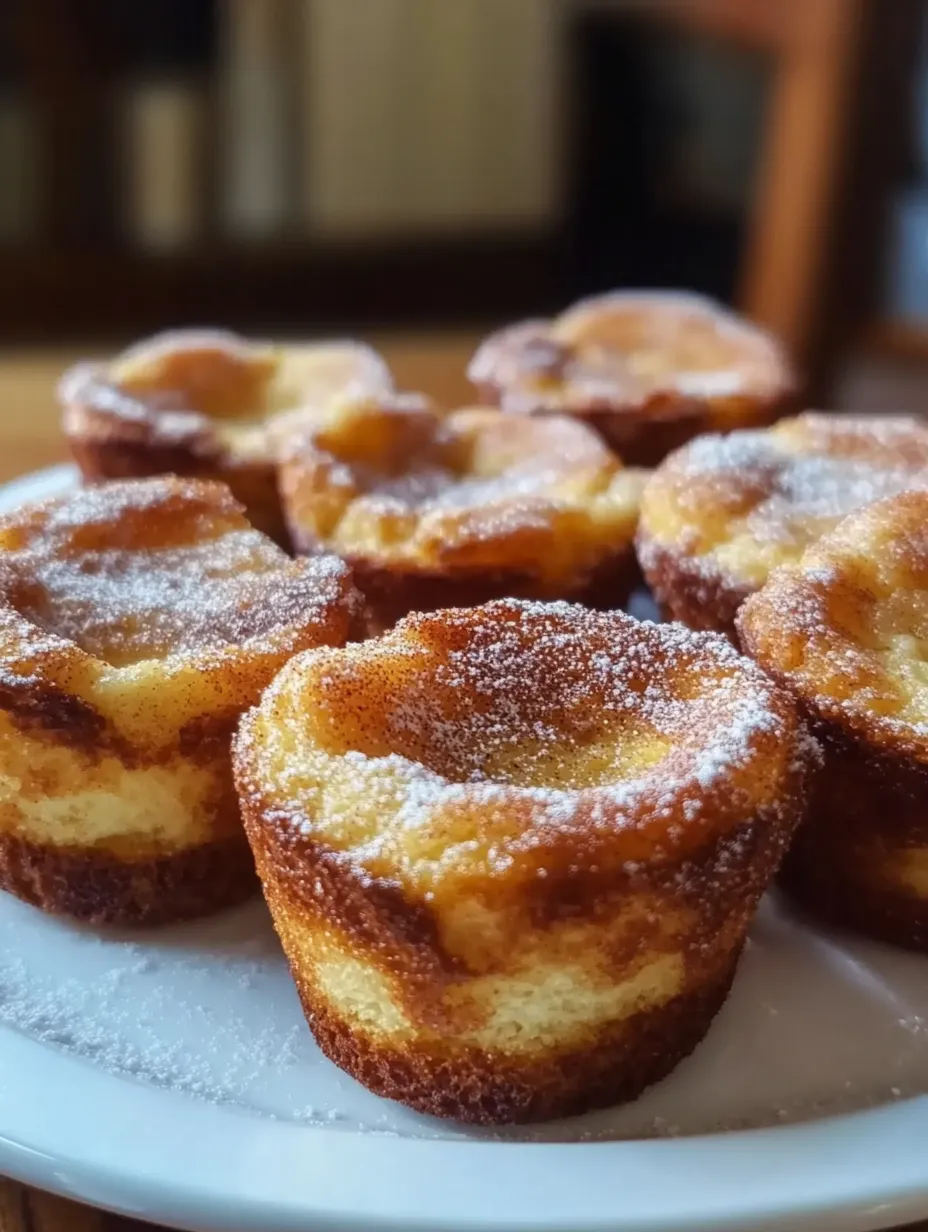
[0,343,923,1232]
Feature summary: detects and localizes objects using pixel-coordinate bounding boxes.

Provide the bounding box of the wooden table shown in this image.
[0,344,924,1232]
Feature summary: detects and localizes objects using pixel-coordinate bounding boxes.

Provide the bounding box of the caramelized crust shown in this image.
[468,291,797,466]
[738,490,928,951]
[638,412,928,637]
[234,599,815,1122]
[0,831,255,927]
[279,392,648,629]
[59,330,393,544]
[0,476,364,925]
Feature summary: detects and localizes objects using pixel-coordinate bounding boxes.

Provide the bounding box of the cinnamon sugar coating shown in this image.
[738,489,928,951]
[234,599,815,1122]
[59,329,393,544]
[279,392,648,629]
[0,476,363,925]
[469,291,797,466]
[638,412,928,638]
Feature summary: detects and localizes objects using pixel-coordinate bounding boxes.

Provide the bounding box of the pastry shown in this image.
[59,329,393,544]
[738,488,928,952]
[279,390,648,630]
[468,290,797,466]
[235,598,814,1123]
[0,476,363,925]
[637,413,928,637]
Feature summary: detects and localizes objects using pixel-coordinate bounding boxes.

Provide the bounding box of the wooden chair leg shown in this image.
[807,0,924,404]
[739,0,863,398]
[741,0,923,405]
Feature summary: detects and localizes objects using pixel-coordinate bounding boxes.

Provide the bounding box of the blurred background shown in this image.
[1,0,928,410]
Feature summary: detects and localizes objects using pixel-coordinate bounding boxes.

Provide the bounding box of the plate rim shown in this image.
[1,1019,927,1232]
[0,465,927,1232]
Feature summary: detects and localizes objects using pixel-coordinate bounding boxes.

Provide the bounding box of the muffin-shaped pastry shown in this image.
[738,489,928,952]
[468,290,797,466]
[234,599,814,1123]
[279,391,648,630]
[0,477,363,925]
[638,413,928,638]
[59,329,393,544]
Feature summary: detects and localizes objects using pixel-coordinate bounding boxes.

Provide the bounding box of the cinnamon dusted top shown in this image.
[0,477,361,669]
[280,392,648,587]
[59,329,394,459]
[639,413,928,593]
[236,599,816,898]
[468,291,794,418]
[739,488,928,759]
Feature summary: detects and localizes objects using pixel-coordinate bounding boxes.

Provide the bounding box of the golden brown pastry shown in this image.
[738,489,928,952]
[0,476,363,925]
[234,599,815,1123]
[468,290,797,466]
[279,390,648,630]
[637,413,928,638]
[59,329,393,544]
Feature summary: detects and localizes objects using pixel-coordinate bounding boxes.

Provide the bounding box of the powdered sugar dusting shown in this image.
[468,290,791,411]
[659,415,928,564]
[0,479,354,667]
[0,899,394,1130]
[738,490,928,741]
[60,363,210,444]
[292,401,636,574]
[263,599,811,876]
[678,425,928,544]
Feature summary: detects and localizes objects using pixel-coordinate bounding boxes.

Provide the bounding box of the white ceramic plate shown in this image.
[0,465,927,1232]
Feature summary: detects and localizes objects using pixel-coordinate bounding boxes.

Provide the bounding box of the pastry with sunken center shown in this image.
[59,329,393,544]
[738,489,928,952]
[637,412,928,638]
[0,476,364,925]
[279,391,648,630]
[468,290,797,466]
[234,599,815,1124]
